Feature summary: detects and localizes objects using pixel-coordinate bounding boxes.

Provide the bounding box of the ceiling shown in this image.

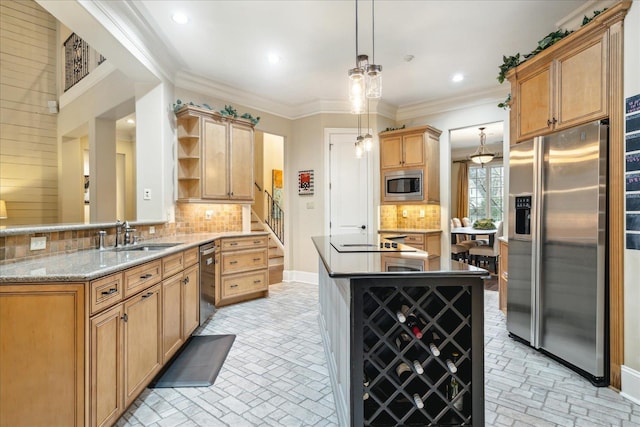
[130,0,590,115]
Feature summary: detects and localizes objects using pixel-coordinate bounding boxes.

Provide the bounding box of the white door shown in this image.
[326,129,373,236]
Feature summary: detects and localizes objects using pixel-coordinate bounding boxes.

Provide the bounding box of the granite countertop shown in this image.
[312,234,486,278]
[378,228,442,234]
[0,231,268,283]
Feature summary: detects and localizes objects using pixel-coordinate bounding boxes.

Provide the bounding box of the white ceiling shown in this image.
[131,0,590,113]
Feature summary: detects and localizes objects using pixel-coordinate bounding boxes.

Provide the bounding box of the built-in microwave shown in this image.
[383,169,423,202]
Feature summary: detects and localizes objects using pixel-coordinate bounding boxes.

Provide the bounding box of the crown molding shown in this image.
[395,86,510,122]
[555,0,617,31]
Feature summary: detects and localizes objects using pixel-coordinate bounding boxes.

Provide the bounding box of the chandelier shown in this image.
[350,0,381,158]
[469,127,495,166]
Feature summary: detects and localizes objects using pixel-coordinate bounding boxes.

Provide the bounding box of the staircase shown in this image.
[251,212,284,285]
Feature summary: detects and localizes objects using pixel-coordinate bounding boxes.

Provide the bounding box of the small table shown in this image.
[451,226,498,246]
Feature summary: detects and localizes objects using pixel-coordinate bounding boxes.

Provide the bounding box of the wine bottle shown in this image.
[412,393,424,409]
[395,361,412,383]
[405,312,423,339]
[363,371,370,400]
[396,305,407,323]
[426,329,442,357]
[446,353,463,410]
[395,333,425,374]
[446,352,459,374]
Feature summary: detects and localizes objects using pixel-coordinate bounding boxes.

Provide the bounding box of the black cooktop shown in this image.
[329,234,417,253]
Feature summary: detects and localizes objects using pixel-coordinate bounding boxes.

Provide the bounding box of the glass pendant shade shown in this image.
[366,64,382,98]
[355,136,364,159]
[363,133,373,151]
[349,68,366,114]
[469,127,494,165]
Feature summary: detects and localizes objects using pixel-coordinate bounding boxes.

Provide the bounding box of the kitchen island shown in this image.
[313,234,486,426]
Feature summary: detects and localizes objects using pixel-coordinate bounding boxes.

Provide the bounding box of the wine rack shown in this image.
[352,277,484,426]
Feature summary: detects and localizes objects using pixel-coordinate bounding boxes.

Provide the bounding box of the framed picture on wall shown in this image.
[298,170,314,195]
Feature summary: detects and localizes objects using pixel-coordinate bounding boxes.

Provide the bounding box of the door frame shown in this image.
[323,128,376,237]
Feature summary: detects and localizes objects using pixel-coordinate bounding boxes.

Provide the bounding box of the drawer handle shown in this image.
[230,284,238,288]
[253,258,261,261]
[253,280,262,284]
[101,288,118,295]
[140,273,153,279]
[230,242,238,246]
[253,240,261,244]
[121,313,128,322]
[230,260,238,265]
[141,291,154,299]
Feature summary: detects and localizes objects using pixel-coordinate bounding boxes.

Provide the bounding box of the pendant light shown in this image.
[469,127,495,166]
[348,0,382,114]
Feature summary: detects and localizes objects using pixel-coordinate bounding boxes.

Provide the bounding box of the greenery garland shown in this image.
[496,8,607,109]
[172,99,260,125]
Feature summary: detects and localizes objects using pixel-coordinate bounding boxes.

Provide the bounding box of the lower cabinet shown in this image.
[399,232,441,256]
[123,284,163,407]
[162,264,200,363]
[90,304,124,427]
[0,283,86,427]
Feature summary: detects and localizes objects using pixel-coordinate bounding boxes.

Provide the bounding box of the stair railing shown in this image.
[265,190,284,244]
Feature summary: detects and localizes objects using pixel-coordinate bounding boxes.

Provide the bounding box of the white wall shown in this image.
[622,0,640,404]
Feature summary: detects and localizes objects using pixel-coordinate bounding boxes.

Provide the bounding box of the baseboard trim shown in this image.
[283,270,318,285]
[621,365,640,405]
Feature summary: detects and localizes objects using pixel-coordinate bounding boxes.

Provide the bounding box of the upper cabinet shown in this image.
[176,106,255,202]
[379,125,441,203]
[507,2,630,144]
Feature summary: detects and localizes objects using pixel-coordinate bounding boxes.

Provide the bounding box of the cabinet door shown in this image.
[182,265,200,338]
[402,134,425,167]
[203,117,229,199]
[123,284,162,406]
[555,32,607,129]
[380,136,403,169]
[426,234,441,256]
[162,274,183,363]
[0,284,85,427]
[90,304,124,427]
[516,64,553,140]
[229,123,254,200]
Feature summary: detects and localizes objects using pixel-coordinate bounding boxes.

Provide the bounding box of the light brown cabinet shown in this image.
[509,26,608,142]
[379,125,441,203]
[176,106,255,202]
[162,261,199,363]
[216,235,269,307]
[0,283,86,427]
[401,232,441,256]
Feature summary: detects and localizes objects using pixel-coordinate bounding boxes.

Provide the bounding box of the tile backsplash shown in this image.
[380,204,441,230]
[0,203,243,265]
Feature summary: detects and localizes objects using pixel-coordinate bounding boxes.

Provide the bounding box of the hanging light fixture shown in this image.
[363,98,373,152]
[348,0,382,114]
[469,127,495,166]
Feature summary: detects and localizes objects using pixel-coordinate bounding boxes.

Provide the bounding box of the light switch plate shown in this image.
[205,210,213,220]
[402,210,408,218]
[143,188,151,200]
[419,209,425,218]
[149,226,155,234]
[30,236,46,251]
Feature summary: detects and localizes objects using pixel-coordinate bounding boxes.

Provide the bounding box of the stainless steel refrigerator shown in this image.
[507,120,608,386]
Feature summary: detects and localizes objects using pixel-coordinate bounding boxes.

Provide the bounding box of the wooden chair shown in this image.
[469,220,503,273]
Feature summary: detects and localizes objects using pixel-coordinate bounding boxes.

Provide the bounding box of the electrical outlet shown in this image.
[149,226,155,234]
[30,236,46,251]
[402,209,408,218]
[419,209,425,218]
[143,188,151,200]
[205,210,213,220]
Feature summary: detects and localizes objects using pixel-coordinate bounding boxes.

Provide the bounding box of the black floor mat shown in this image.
[150,335,235,388]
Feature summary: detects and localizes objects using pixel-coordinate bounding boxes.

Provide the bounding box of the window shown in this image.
[468,163,503,222]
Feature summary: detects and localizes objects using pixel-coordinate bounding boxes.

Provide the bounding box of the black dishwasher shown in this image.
[199,242,217,325]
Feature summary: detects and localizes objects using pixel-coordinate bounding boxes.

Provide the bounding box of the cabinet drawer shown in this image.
[162,252,184,279]
[183,247,199,268]
[221,249,268,274]
[221,270,268,298]
[90,272,124,315]
[123,260,162,297]
[404,234,424,244]
[221,235,267,251]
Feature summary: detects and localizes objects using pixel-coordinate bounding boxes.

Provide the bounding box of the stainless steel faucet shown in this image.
[114,220,122,248]
[124,221,136,245]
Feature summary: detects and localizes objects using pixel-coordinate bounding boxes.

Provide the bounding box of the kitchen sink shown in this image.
[108,243,183,252]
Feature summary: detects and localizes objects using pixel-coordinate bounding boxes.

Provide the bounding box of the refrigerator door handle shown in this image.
[531,136,544,349]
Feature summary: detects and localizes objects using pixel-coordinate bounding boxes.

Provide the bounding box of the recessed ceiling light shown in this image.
[268,53,281,64]
[452,73,464,82]
[172,12,189,25]
[404,54,415,62]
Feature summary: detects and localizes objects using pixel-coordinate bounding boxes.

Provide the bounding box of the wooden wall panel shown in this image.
[0,0,58,225]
